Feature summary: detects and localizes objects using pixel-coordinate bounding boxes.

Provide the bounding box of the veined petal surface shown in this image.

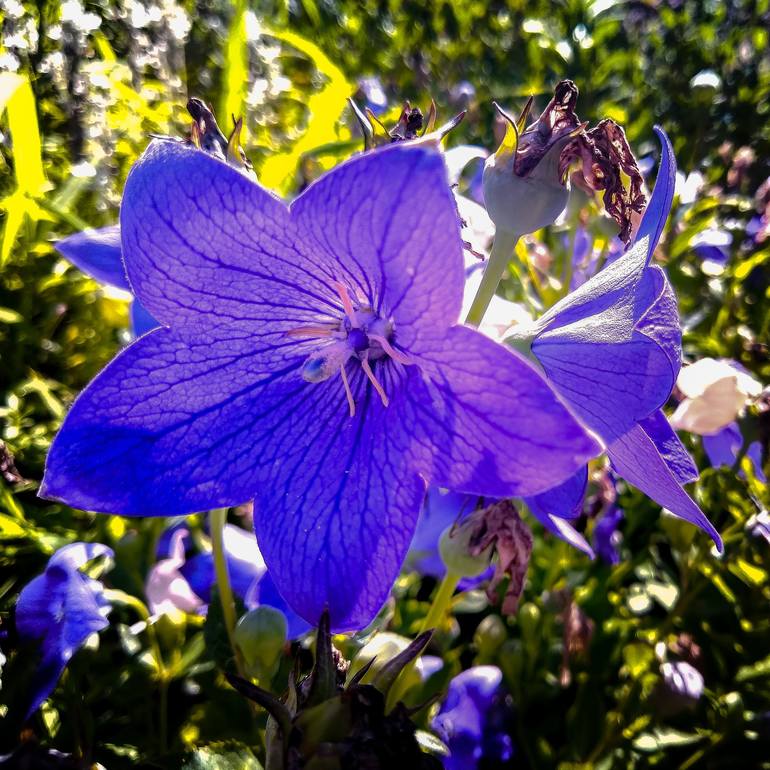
[291,143,465,348]
[253,371,426,631]
[41,328,308,514]
[607,423,721,550]
[407,326,600,498]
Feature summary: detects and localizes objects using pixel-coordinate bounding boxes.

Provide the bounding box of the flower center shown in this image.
[288,282,413,417]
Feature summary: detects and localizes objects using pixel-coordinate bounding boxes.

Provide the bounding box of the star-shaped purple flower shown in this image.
[521,127,722,552]
[41,141,598,631]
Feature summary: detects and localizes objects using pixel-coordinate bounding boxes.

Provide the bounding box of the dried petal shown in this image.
[514,80,582,178]
[468,501,533,615]
[561,119,646,244]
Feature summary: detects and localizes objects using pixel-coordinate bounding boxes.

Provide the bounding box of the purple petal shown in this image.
[16,566,109,716]
[703,422,767,482]
[524,464,595,558]
[532,239,678,444]
[121,140,464,349]
[640,410,698,484]
[56,225,130,291]
[532,332,674,444]
[291,143,464,349]
[409,325,600,498]
[530,506,595,558]
[607,423,722,550]
[129,299,160,336]
[635,266,682,377]
[636,126,676,261]
[433,666,514,770]
[41,327,308,515]
[253,371,427,631]
[120,139,333,338]
[592,506,624,565]
[48,542,114,572]
[525,465,587,523]
[535,228,650,334]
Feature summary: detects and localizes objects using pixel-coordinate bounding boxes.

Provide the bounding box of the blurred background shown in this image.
[1,1,769,768]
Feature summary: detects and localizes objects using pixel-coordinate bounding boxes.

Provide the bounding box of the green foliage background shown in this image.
[1,1,769,768]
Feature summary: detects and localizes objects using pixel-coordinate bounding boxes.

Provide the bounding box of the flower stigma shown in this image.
[290,282,413,417]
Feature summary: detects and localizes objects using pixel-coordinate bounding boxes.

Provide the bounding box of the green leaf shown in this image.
[0,72,45,195]
[182,742,263,770]
[219,0,249,136]
[0,306,22,323]
[259,29,353,192]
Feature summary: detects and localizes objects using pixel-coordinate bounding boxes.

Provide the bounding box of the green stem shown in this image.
[419,571,461,635]
[465,229,520,327]
[210,507,246,676]
[386,571,460,710]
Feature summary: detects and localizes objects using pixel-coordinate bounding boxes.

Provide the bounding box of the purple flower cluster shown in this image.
[42,140,598,632]
[40,101,725,655]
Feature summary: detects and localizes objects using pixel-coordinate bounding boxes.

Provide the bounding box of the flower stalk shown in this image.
[465,229,520,327]
[210,507,247,677]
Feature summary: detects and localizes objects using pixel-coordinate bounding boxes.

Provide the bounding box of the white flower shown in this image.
[670,358,763,435]
[145,529,202,618]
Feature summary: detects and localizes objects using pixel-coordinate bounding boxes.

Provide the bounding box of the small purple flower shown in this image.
[56,225,159,337]
[15,543,113,717]
[702,421,766,482]
[519,127,722,553]
[592,506,624,565]
[432,665,514,770]
[41,141,598,631]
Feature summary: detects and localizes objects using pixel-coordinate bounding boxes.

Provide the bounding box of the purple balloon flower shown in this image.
[15,543,113,717]
[520,127,722,553]
[56,225,159,337]
[41,141,598,631]
[432,665,514,770]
